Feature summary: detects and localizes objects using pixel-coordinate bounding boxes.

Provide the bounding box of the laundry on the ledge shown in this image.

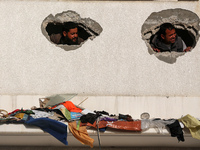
[0,95,199,148]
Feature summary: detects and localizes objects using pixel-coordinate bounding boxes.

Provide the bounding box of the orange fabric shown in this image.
[61,101,82,112]
[68,121,94,148]
[82,120,142,131]
[51,101,82,112]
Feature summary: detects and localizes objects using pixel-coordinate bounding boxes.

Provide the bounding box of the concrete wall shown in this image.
[0,1,200,148]
[0,1,200,96]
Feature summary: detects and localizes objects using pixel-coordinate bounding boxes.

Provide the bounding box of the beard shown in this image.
[71,37,78,43]
[62,36,79,45]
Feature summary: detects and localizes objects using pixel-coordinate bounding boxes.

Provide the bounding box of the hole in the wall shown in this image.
[141,8,200,64]
[41,10,103,51]
[45,22,92,45]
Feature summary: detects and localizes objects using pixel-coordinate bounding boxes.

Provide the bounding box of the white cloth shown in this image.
[31,110,54,119]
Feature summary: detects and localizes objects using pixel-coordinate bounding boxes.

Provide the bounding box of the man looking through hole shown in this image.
[50,22,84,45]
[151,23,191,52]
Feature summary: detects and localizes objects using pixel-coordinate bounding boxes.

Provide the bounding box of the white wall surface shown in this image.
[0,1,200,96]
[1,95,199,120]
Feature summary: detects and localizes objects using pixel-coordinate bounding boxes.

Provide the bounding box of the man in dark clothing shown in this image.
[151,23,191,52]
[50,22,84,45]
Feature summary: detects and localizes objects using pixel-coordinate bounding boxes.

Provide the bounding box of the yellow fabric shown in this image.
[179,114,200,140]
[68,121,94,148]
[14,113,25,119]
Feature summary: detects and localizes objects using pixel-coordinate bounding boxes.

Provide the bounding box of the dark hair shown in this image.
[63,22,78,33]
[158,23,175,36]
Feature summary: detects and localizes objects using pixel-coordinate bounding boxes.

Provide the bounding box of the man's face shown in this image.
[161,28,176,44]
[63,28,78,43]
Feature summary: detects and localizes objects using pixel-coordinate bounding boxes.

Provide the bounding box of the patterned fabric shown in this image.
[71,112,82,120]
[59,107,71,121]
[84,120,142,131]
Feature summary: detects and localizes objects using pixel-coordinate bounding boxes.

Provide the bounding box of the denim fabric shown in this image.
[25,117,68,145]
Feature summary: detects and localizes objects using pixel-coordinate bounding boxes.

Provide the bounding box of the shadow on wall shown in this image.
[41,10,103,51]
[141,8,200,64]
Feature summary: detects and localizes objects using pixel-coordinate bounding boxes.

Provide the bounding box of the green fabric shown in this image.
[60,107,71,121]
[20,108,35,114]
[77,120,81,130]
[45,94,77,107]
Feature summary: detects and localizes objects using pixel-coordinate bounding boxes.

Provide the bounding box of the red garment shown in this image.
[82,120,141,131]
[8,109,21,115]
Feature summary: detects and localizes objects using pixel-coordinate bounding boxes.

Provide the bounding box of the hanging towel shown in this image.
[68,121,94,148]
[166,120,185,142]
[179,114,200,140]
[25,117,68,145]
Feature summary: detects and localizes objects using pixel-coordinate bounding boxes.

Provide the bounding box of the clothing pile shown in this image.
[0,95,200,148]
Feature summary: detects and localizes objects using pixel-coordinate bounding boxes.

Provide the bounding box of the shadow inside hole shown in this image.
[46,23,63,35]
[176,29,196,47]
[45,22,91,43]
[78,25,92,41]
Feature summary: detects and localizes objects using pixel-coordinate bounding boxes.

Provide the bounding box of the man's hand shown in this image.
[152,47,161,52]
[184,47,191,52]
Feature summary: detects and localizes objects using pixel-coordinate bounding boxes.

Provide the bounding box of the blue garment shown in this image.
[25,117,68,145]
[71,112,82,120]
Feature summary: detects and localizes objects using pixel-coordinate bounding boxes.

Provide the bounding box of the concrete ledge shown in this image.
[0,124,199,147]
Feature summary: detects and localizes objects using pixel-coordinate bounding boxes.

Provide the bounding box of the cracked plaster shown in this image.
[41,10,103,51]
[141,8,200,64]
